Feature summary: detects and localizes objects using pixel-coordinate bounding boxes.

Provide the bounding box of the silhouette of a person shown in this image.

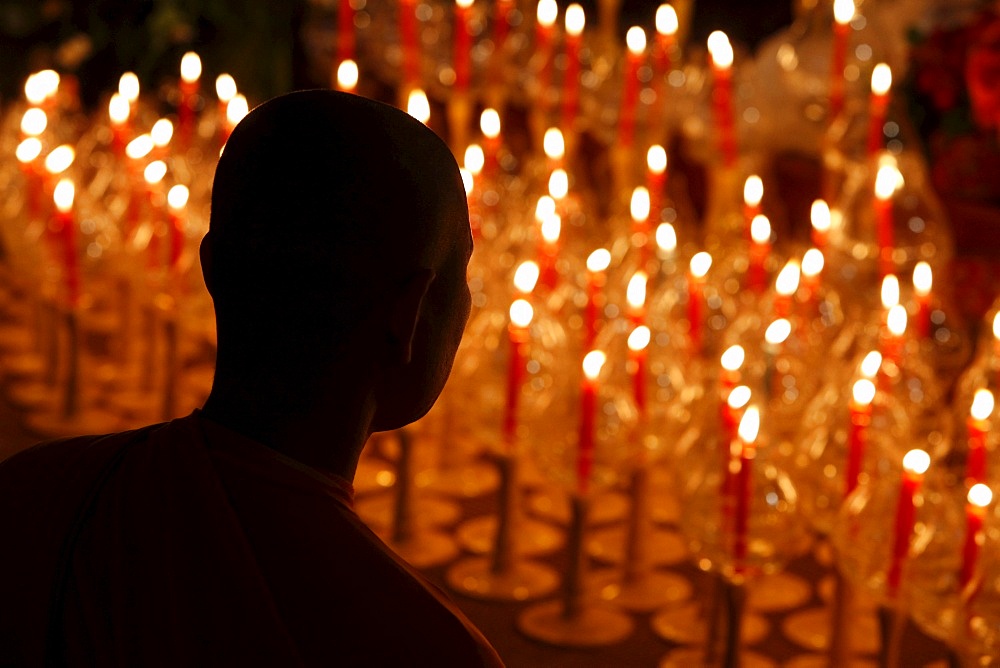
[0,89,502,666]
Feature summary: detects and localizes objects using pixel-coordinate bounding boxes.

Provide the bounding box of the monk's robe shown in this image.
[0,411,503,666]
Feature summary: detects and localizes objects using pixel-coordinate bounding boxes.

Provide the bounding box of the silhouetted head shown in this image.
[202,89,471,431]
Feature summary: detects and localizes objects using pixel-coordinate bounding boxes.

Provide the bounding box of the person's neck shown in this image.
[201,371,375,481]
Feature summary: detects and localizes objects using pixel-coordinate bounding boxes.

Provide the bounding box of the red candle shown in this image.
[453,0,474,92]
[810,199,832,250]
[720,345,745,394]
[773,260,801,320]
[912,262,932,340]
[846,379,875,496]
[505,299,534,448]
[960,483,993,590]
[630,187,651,267]
[577,350,606,495]
[887,449,930,597]
[867,63,892,157]
[52,179,80,309]
[215,74,237,127]
[829,0,854,121]
[626,271,648,326]
[538,211,561,290]
[733,406,760,574]
[143,161,168,269]
[874,163,897,277]
[628,325,650,418]
[743,175,763,242]
[646,145,667,226]
[800,249,825,307]
[749,215,771,293]
[883,304,907,367]
[166,185,189,272]
[654,4,677,78]
[534,0,558,108]
[618,26,647,147]
[400,0,420,88]
[967,389,994,484]
[707,31,737,167]
[480,108,501,178]
[16,138,43,220]
[543,128,565,171]
[338,0,356,63]
[489,0,514,87]
[688,252,712,353]
[108,94,130,157]
[178,52,201,148]
[584,249,611,349]
[560,4,585,130]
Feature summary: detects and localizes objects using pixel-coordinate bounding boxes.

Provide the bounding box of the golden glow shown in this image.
[543,128,565,160]
[871,63,892,96]
[108,94,130,125]
[43,145,75,174]
[456,0,474,9]
[656,4,678,36]
[215,74,238,102]
[968,483,993,509]
[630,187,650,223]
[902,449,930,475]
[860,351,882,379]
[565,4,585,36]
[912,262,932,297]
[994,312,1000,341]
[690,251,712,278]
[728,385,752,410]
[464,144,485,175]
[834,0,855,25]
[647,145,667,174]
[887,304,907,336]
[548,169,569,200]
[15,138,42,163]
[655,223,676,252]
[626,271,648,309]
[226,94,250,126]
[513,261,541,294]
[775,260,801,297]
[743,175,763,207]
[811,199,831,232]
[626,27,647,54]
[801,249,824,277]
[971,389,995,421]
[180,52,202,83]
[720,345,745,372]
[707,31,734,69]
[535,195,556,221]
[881,274,900,309]
[874,164,900,200]
[586,248,611,273]
[125,134,154,160]
[407,89,430,123]
[118,72,140,102]
[852,378,876,406]
[582,350,607,380]
[540,213,561,243]
[143,160,167,185]
[750,215,771,244]
[34,70,60,100]
[628,325,651,352]
[480,108,501,138]
[53,178,74,212]
[24,73,47,105]
[21,108,47,136]
[510,299,534,328]
[337,60,359,91]
[738,406,760,442]
[151,119,174,147]
[167,184,190,210]
[536,0,558,27]
[765,319,791,345]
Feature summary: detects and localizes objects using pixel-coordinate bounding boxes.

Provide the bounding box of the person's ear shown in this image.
[386,268,435,365]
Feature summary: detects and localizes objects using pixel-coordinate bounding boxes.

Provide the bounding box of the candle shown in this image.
[626,271,648,326]
[830,0,854,121]
[846,378,876,496]
[628,324,650,418]
[52,179,80,309]
[800,249,824,305]
[16,138,43,220]
[720,386,751,541]
[108,94,130,155]
[24,72,49,107]
[33,70,60,111]
[707,31,737,167]
[720,345,745,393]
[166,185,189,272]
[407,89,431,125]
[773,259,800,320]
[733,406,761,574]
[143,160,168,268]
[654,4,678,78]
[887,449,930,597]
[655,222,677,265]
[543,127,565,171]
[453,0,474,92]
[399,0,420,88]
[810,199,832,250]
[646,145,667,226]
[966,389,994,484]
[763,319,791,398]
[505,298,534,448]
[883,304,907,367]
[618,26,647,146]
[584,248,611,348]
[179,52,202,146]
[119,71,139,104]
[489,0,514,86]
[225,94,250,144]
[577,350,607,495]
[960,483,993,590]
[534,0,558,107]
[860,350,883,380]
[560,4,585,130]
[867,63,892,157]
[44,144,76,179]
[338,0,356,63]
[912,262,932,340]
[874,162,899,276]
[150,118,174,163]
[630,187,651,265]
[538,211,561,290]
[480,108,501,177]
[749,214,772,293]
[723,384,751,443]
[547,169,569,220]
[688,251,712,353]
[743,174,763,241]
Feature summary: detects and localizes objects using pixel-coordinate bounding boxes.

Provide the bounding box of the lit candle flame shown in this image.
[811,199,831,234]
[540,212,561,243]
[565,4,585,35]
[871,63,892,96]
[535,195,556,221]
[513,261,541,294]
[902,448,930,475]
[630,187,650,223]
[881,274,900,309]
[44,145,75,175]
[628,325,651,352]
[548,169,569,200]
[912,262,932,297]
[887,304,907,336]
[143,160,167,185]
[721,345,745,372]
[743,175,763,208]
[582,350,607,380]
[53,178,74,212]
[971,389,995,421]
[480,108,501,138]
[337,60,359,91]
[21,108,47,136]
[167,184,190,210]
[180,52,202,83]
[151,118,174,147]
[24,73,47,105]
[216,74,237,102]
[456,0,474,9]
[626,26,647,54]
[34,70,60,101]
[852,378,876,405]
[626,271,648,308]
[860,351,882,379]
[510,299,534,328]
[407,89,430,123]
[119,72,140,102]
[537,0,558,27]
[765,318,792,345]
[834,0,855,25]
[738,405,760,442]
[125,134,154,160]
[586,248,611,273]
[108,94,130,125]
[875,164,900,200]
[226,94,250,126]
[655,223,676,252]
[464,144,485,175]
[543,128,565,160]
[656,4,678,36]
[775,260,801,296]
[994,312,1000,341]
[647,145,667,174]
[750,215,771,244]
[968,483,993,508]
[690,251,712,278]
[16,138,42,164]
[728,385,752,410]
[707,31,734,69]
[801,249,824,277]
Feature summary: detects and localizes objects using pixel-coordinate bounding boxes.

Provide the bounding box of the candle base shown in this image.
[455,514,563,557]
[517,599,633,648]
[588,568,693,613]
[421,461,500,499]
[780,606,881,655]
[527,488,629,526]
[586,525,687,567]
[650,601,770,646]
[446,556,559,602]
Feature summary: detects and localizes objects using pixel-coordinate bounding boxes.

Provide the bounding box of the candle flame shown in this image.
[656,4,678,36]
[707,31,734,69]
[34,70,60,100]
[125,134,154,160]
[535,195,556,221]
[775,260,801,296]
[226,94,250,126]
[852,378,876,406]
[167,184,190,210]
[971,389,995,421]
[407,89,431,124]
[582,350,607,380]
[690,251,712,278]
[216,74,238,102]
[968,483,993,509]
[456,0,474,9]
[143,160,167,185]
[874,164,900,200]
[510,299,534,328]
[912,262,932,296]
[108,94,130,125]
[743,175,763,207]
[811,199,831,232]
[536,0,558,27]
[626,26,647,54]
[548,169,569,200]
[721,345,745,372]
[630,187,651,222]
[513,261,541,294]
[53,178,75,212]
[543,128,565,160]
[994,312,1000,341]
[765,318,792,345]
[586,248,611,273]
[565,4,585,36]
[460,168,473,195]
[871,63,892,96]
[833,0,855,25]
[626,271,648,309]
[750,215,771,244]
[728,385,752,410]
[881,274,900,309]
[24,73,47,105]
[44,145,75,175]
[20,108,47,136]
[628,325,651,352]
[738,406,760,442]
[860,351,882,379]
[655,223,676,252]
[151,118,174,147]
[480,108,501,138]
[180,52,202,83]
[464,144,485,175]
[902,449,930,475]
[118,72,140,102]
[887,304,907,337]
[801,249,824,277]
[337,60,359,91]
[15,138,42,164]
[540,212,561,243]
[647,145,667,174]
